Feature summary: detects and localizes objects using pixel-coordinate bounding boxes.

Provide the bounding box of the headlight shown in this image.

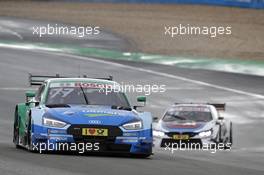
[122,121,142,130]
[198,130,212,138]
[43,117,67,128]
[153,130,165,137]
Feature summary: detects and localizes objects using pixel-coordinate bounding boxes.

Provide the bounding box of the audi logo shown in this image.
[88,120,102,124]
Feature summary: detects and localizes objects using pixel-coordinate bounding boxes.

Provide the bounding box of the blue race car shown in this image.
[13,74,153,157]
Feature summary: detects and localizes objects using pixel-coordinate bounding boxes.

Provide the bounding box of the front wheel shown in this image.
[131,153,152,158]
[26,116,36,152]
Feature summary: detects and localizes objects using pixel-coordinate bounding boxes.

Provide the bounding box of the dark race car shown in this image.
[153,103,233,151]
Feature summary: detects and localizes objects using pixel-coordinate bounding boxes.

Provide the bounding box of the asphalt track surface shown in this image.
[0,17,264,175]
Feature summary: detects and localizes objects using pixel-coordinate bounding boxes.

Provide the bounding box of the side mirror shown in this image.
[137,96,146,103]
[26,91,35,98]
[25,91,36,104]
[133,96,146,110]
[153,117,159,121]
[216,116,224,125]
[218,116,224,120]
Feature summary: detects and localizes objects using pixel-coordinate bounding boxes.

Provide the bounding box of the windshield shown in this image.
[163,106,212,122]
[45,86,130,107]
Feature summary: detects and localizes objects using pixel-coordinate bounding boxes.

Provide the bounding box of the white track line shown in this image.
[0,26,23,40]
[1,45,264,100]
[56,52,264,100]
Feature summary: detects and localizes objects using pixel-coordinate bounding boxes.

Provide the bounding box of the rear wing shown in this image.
[29,73,113,86]
[29,73,62,86]
[174,102,226,111]
[209,103,226,111]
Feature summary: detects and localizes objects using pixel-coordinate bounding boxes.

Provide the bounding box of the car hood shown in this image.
[160,120,213,133]
[44,105,139,126]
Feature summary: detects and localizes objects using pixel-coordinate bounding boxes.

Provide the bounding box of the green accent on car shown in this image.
[16,103,28,137]
[84,113,115,117]
[137,96,146,102]
[16,92,39,138]
[26,91,36,98]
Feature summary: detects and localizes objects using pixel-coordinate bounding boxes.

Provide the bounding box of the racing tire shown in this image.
[223,122,232,150]
[27,116,37,153]
[131,154,152,159]
[216,125,223,144]
[223,122,233,150]
[13,108,21,149]
[229,122,233,147]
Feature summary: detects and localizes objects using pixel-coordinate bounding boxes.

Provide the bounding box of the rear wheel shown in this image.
[217,125,223,143]
[13,109,21,149]
[229,122,233,146]
[223,122,232,149]
[26,116,36,152]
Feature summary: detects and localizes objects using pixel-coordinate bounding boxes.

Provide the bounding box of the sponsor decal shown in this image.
[88,120,102,124]
[82,110,119,116]
[173,134,190,140]
[165,124,201,129]
[50,82,113,89]
[63,111,75,115]
[82,128,108,136]
[174,106,210,112]
[84,113,114,117]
